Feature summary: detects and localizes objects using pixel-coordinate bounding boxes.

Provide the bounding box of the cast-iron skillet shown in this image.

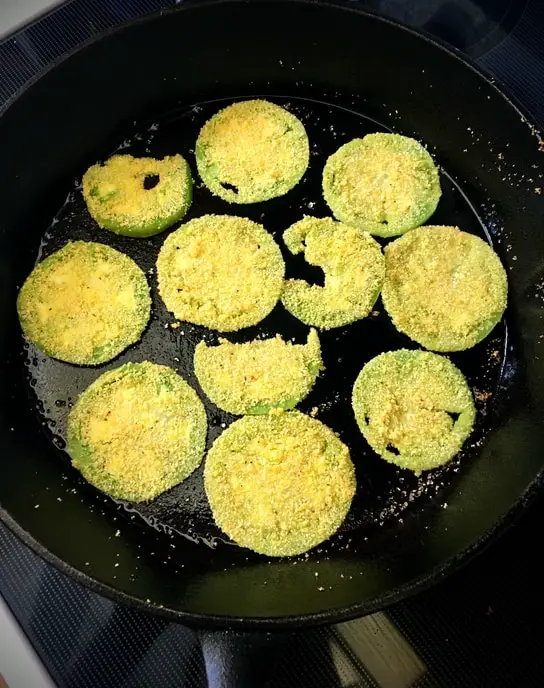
[0,0,543,630]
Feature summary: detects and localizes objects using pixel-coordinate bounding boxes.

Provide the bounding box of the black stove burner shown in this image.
[349,0,527,57]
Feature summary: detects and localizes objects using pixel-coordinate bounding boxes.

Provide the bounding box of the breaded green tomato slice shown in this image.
[322,133,441,238]
[382,226,508,351]
[17,241,150,365]
[352,350,475,474]
[194,329,323,415]
[281,216,384,329]
[196,99,309,203]
[67,362,207,502]
[82,153,192,237]
[157,215,285,331]
[204,411,355,556]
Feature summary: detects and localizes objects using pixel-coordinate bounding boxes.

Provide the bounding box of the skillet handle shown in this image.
[198,629,342,686]
[198,630,282,688]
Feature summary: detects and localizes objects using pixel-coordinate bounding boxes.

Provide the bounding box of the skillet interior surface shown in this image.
[25,96,508,546]
[1,0,543,627]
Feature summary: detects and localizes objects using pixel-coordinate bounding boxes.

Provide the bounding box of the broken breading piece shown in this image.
[382,225,508,351]
[281,216,385,329]
[352,349,475,474]
[322,133,441,237]
[194,329,324,415]
[157,214,285,332]
[204,411,355,556]
[82,153,192,237]
[67,362,207,502]
[196,99,309,203]
[17,241,150,365]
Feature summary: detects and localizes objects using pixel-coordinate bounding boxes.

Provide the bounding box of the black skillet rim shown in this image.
[0,0,543,630]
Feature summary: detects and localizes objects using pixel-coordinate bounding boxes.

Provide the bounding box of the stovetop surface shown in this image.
[1,1,544,686]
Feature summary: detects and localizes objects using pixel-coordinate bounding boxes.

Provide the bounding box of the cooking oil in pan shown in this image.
[22,96,509,555]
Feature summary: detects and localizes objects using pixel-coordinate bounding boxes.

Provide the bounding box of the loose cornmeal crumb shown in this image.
[82,154,192,237]
[67,362,207,502]
[382,225,508,351]
[17,241,150,365]
[322,133,441,237]
[196,99,309,203]
[194,329,323,415]
[157,214,285,331]
[352,349,475,474]
[281,216,385,329]
[204,411,355,556]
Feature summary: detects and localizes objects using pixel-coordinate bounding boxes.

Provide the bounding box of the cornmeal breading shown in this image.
[352,349,475,474]
[82,153,192,237]
[17,241,150,365]
[196,100,309,203]
[205,411,355,556]
[194,329,323,415]
[281,216,384,329]
[157,214,285,331]
[323,133,441,237]
[68,362,207,502]
[382,226,508,351]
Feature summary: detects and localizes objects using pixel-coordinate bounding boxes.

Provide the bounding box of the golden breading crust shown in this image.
[281,216,384,329]
[194,329,323,415]
[68,362,207,502]
[17,241,150,365]
[82,153,192,237]
[205,411,355,557]
[382,225,508,351]
[157,214,285,331]
[323,133,441,237]
[352,349,475,474]
[196,100,309,203]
